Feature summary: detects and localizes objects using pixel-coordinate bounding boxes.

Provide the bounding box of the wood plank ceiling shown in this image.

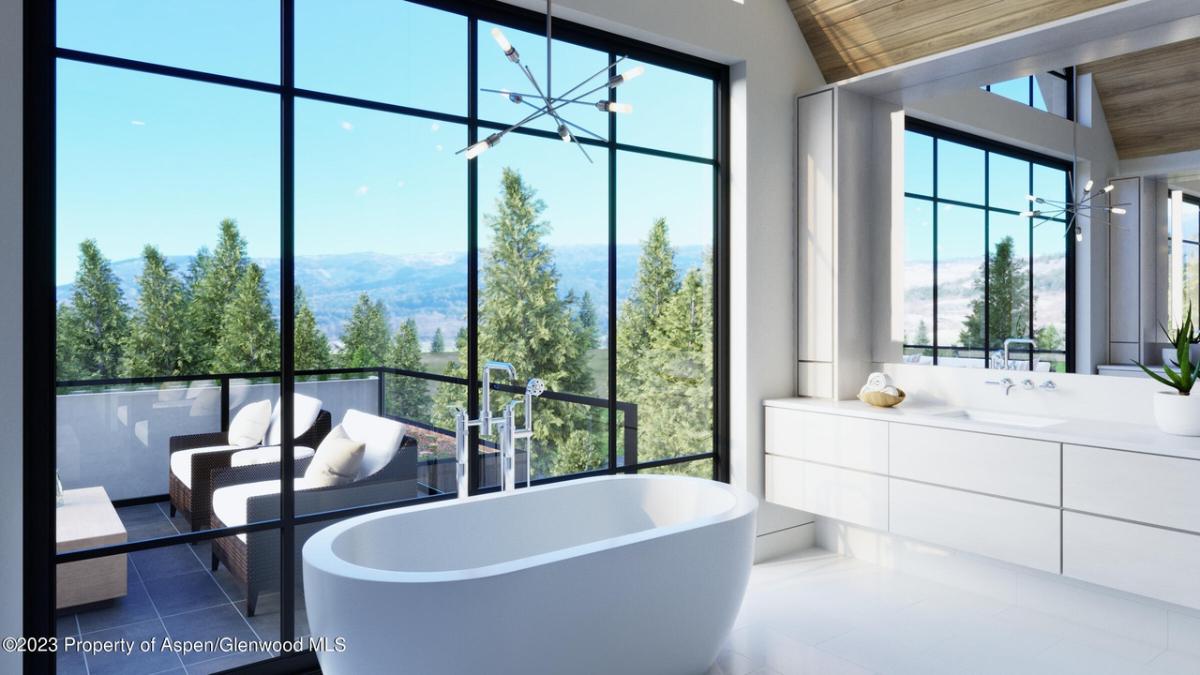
[788,0,1124,84]
[1078,38,1200,159]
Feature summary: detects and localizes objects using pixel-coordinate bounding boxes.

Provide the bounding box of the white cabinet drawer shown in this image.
[765,408,888,473]
[889,424,1059,505]
[1064,512,1200,610]
[766,455,888,531]
[889,479,1060,573]
[1064,445,1200,533]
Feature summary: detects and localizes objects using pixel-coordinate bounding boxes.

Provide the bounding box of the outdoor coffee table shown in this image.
[56,486,127,609]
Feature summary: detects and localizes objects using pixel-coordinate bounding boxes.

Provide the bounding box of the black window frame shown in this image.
[22,0,731,672]
[981,68,1075,121]
[1170,193,1200,325]
[903,116,1075,372]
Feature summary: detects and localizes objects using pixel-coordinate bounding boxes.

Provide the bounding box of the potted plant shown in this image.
[1160,305,1200,366]
[1135,305,1200,436]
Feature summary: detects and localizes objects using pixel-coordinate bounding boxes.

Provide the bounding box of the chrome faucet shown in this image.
[452,361,544,498]
[1002,338,1037,370]
[986,377,1015,396]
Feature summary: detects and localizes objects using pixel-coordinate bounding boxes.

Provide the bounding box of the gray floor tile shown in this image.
[132,545,206,582]
[80,618,181,675]
[160,604,261,665]
[55,646,88,675]
[76,580,159,634]
[57,612,79,639]
[145,571,229,617]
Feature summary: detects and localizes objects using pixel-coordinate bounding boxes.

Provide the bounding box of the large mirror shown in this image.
[883,36,1200,377]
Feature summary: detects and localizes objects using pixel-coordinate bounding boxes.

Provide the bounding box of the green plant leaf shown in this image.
[1134,359,1182,391]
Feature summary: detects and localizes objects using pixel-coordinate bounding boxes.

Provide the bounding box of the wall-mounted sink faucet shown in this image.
[1002,337,1037,370]
[986,377,1015,396]
[453,361,544,498]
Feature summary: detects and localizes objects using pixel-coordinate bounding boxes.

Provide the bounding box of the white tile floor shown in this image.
[710,549,1200,675]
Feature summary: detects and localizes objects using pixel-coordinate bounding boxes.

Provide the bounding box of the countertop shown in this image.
[763,397,1200,462]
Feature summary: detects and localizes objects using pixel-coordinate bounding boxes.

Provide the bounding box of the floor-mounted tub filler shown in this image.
[303,474,758,675]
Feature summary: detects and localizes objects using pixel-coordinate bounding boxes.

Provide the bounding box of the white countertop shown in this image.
[764,397,1200,462]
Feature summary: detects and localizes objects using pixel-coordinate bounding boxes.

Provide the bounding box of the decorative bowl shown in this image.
[858,388,906,408]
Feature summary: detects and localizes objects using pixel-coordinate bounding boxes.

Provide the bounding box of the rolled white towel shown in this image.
[882,385,899,396]
[864,372,893,392]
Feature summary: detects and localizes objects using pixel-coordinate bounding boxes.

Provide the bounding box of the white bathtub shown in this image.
[303,474,758,675]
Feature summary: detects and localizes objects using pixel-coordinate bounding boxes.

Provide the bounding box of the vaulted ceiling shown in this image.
[787,0,1125,84]
[1078,38,1200,159]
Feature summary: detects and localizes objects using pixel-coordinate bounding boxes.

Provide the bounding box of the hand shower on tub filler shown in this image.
[452,360,546,498]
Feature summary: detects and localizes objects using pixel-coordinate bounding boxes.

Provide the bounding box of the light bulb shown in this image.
[1110,207,1126,215]
[595,100,633,114]
[1084,179,1094,192]
[500,89,523,104]
[491,27,513,54]
[610,64,645,87]
[1103,184,1115,193]
[1075,225,1084,242]
[1026,195,1037,202]
[1020,210,1037,218]
[465,133,501,160]
[558,124,572,143]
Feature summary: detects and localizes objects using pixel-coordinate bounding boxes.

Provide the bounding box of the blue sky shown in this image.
[54,0,714,284]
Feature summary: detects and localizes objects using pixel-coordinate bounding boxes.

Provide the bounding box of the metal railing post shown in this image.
[219,375,230,431]
[622,402,638,472]
[377,367,385,416]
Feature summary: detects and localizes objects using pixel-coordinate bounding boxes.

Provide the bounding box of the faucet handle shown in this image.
[1039,380,1057,391]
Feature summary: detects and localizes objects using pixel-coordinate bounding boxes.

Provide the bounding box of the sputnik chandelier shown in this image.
[456,0,643,163]
[1022,178,1129,243]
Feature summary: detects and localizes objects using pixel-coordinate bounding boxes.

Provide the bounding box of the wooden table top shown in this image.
[56,486,127,552]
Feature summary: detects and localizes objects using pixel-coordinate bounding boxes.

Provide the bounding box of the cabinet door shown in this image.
[889,479,1060,573]
[766,455,888,531]
[889,424,1059,505]
[1064,512,1200,610]
[1064,444,1200,533]
[765,408,888,473]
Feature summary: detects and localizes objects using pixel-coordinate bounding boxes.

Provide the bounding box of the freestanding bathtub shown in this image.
[303,474,758,675]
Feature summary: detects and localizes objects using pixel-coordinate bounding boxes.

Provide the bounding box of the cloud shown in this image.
[435,144,444,152]
[130,120,146,126]
[397,180,406,188]
[355,185,369,196]
[340,121,354,131]
[430,123,440,132]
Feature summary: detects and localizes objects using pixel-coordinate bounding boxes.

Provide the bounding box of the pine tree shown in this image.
[122,245,187,377]
[388,319,432,420]
[212,263,279,372]
[294,287,333,371]
[187,219,248,372]
[56,304,83,381]
[430,327,445,354]
[959,236,1030,349]
[58,239,129,379]
[577,291,599,348]
[433,168,596,476]
[339,293,390,368]
[617,218,679,391]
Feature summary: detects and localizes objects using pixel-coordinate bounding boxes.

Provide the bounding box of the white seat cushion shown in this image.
[212,478,313,542]
[170,446,239,489]
[341,409,406,479]
[266,394,323,446]
[230,445,315,468]
[227,399,272,447]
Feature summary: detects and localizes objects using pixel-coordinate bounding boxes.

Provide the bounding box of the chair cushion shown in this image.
[266,393,323,446]
[170,446,239,489]
[227,399,272,447]
[230,445,315,467]
[341,409,406,479]
[305,426,366,488]
[212,479,311,542]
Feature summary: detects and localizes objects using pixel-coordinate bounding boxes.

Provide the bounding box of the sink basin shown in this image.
[929,409,1066,429]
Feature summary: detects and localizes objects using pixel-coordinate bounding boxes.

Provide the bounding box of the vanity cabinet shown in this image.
[890,425,1060,505]
[1063,444,1200,533]
[765,455,888,531]
[889,479,1060,573]
[765,407,888,473]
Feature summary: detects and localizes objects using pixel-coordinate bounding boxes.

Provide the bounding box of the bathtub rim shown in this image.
[302,474,757,585]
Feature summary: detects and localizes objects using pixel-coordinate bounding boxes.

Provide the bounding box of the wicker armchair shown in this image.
[168,410,332,532]
[209,435,419,616]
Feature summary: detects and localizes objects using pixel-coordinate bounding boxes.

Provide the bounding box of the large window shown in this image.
[33,2,726,672]
[903,119,1072,371]
[1169,193,1200,327]
[981,70,1073,120]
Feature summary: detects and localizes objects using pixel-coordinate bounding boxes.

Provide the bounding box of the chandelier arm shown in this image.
[550,55,628,103]
[454,104,554,154]
[512,97,605,140]
[520,63,573,135]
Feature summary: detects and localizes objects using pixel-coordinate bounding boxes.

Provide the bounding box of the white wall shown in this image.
[1,0,21,667]
[497,0,826,528]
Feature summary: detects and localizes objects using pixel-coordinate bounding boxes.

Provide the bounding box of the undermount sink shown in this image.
[929,409,1066,429]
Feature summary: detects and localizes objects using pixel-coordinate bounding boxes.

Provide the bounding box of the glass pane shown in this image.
[617,151,714,466]
[616,59,713,158]
[1033,73,1069,118]
[56,541,277,673]
[1032,164,1068,207]
[937,346,986,368]
[476,133,611,482]
[988,153,1029,214]
[296,0,467,114]
[1033,217,1068,368]
[904,130,933,197]
[478,23,609,140]
[936,205,985,349]
[904,198,934,351]
[640,458,711,477]
[937,140,985,205]
[295,99,467,512]
[988,211,1032,353]
[988,77,1031,106]
[1186,242,1200,323]
[57,0,279,83]
[56,60,282,531]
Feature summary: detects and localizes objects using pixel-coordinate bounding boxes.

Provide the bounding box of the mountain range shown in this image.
[56,244,706,348]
